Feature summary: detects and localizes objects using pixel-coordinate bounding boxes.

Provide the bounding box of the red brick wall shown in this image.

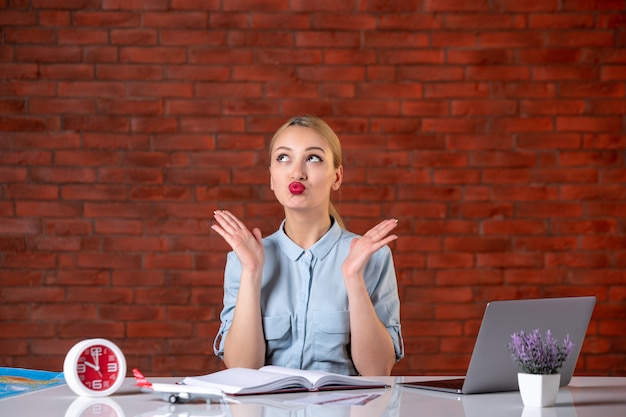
[1,1,625,377]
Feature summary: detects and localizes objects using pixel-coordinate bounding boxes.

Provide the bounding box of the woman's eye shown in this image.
[307,155,322,163]
[276,154,290,162]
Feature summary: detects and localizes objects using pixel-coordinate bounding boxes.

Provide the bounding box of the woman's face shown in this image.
[269,125,342,214]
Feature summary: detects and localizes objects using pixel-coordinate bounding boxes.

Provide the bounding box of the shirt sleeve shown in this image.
[367,245,405,362]
[213,251,241,360]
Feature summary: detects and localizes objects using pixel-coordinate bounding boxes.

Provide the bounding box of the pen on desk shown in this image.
[356,393,380,405]
[317,393,377,405]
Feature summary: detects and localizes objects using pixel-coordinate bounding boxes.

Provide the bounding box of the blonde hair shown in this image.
[269,116,345,229]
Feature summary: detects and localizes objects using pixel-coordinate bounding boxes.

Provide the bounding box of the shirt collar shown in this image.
[277,217,342,261]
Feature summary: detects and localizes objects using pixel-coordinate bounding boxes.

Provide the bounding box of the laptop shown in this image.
[400,296,596,394]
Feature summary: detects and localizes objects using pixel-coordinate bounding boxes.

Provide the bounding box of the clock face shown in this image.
[64,338,127,397]
[76,344,121,392]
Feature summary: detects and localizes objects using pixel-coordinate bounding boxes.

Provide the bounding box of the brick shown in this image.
[44,219,92,235]
[0,10,37,26]
[83,46,118,62]
[380,49,445,65]
[601,168,626,184]
[0,64,39,80]
[480,32,544,48]
[581,236,626,250]
[492,117,554,133]
[97,99,163,116]
[38,10,71,26]
[111,270,165,286]
[128,82,194,98]
[591,100,626,115]
[0,277,62,296]
[450,202,514,218]
[84,202,151,219]
[533,66,598,81]
[15,201,82,218]
[553,219,617,234]
[557,116,622,132]
[518,48,581,64]
[104,0,171,10]
[29,98,95,115]
[31,304,99,320]
[493,185,559,201]
[561,82,624,98]
[425,0,490,11]
[16,46,82,62]
[452,99,517,116]
[598,12,626,29]
[560,151,623,166]
[431,31,478,48]
[31,167,96,183]
[132,117,178,133]
[547,31,615,47]
[0,323,56,338]
[110,28,158,45]
[363,31,430,49]
[58,321,125,339]
[436,270,503,287]
[428,253,474,268]
[398,66,464,82]
[250,13,310,30]
[96,64,164,80]
[529,13,594,28]
[516,202,583,218]
[55,151,119,166]
[378,14,442,30]
[545,253,611,268]
[143,12,208,28]
[120,47,187,64]
[135,287,190,305]
[4,28,56,44]
[0,116,60,132]
[128,322,193,338]
[561,185,626,200]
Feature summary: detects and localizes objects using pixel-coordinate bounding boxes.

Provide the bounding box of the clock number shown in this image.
[91,379,103,390]
[77,363,86,373]
[90,347,102,356]
[107,362,118,373]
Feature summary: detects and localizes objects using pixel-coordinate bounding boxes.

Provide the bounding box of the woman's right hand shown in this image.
[212,210,265,273]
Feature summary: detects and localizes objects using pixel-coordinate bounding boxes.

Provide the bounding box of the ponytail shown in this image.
[329,202,344,229]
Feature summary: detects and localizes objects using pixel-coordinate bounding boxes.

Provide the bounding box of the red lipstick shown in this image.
[289,182,305,195]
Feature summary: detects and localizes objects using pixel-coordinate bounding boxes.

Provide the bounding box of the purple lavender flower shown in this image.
[507,329,574,374]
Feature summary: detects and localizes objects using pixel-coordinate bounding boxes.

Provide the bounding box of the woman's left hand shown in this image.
[341,219,398,281]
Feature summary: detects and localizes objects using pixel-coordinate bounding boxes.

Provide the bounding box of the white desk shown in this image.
[1,376,625,417]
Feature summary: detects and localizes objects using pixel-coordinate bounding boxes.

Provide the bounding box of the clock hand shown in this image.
[84,360,102,376]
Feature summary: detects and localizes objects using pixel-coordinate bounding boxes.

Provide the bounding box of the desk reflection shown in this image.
[65,397,127,417]
[130,388,399,417]
[397,386,578,417]
[133,402,226,417]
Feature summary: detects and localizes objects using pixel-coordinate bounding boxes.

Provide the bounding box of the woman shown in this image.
[212,116,403,376]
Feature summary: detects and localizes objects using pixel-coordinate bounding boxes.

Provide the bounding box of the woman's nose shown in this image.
[290,161,306,180]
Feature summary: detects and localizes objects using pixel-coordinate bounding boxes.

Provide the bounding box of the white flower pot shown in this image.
[517,373,561,407]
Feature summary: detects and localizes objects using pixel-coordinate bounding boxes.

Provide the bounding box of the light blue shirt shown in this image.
[213,218,404,375]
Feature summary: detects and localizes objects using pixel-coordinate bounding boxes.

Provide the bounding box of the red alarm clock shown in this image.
[63,338,127,397]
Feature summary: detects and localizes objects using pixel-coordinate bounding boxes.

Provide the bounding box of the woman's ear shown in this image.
[332,166,343,191]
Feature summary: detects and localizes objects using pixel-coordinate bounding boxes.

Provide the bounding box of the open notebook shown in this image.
[400,296,596,394]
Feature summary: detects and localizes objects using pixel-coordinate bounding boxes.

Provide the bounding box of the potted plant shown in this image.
[507,329,574,407]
